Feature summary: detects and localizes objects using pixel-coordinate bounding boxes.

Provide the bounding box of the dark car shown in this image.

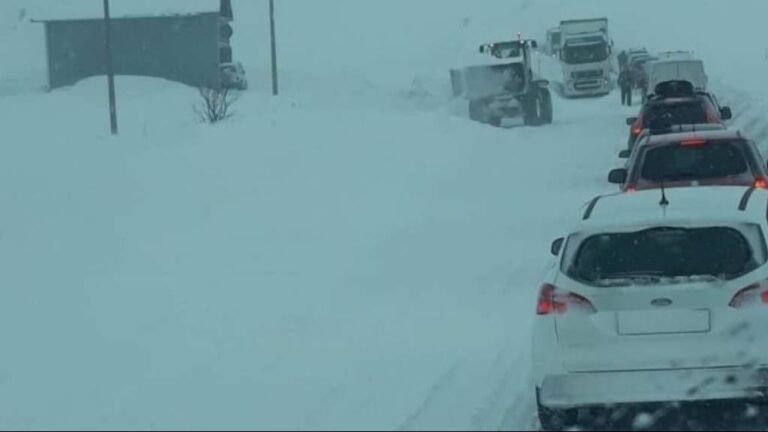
[625,82,732,150]
[609,130,768,192]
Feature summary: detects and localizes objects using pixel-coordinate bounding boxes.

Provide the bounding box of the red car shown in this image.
[609,130,768,192]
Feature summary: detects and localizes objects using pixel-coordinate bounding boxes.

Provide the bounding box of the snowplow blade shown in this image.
[450,63,525,100]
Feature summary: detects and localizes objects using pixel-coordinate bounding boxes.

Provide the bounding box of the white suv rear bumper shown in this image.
[540,366,768,409]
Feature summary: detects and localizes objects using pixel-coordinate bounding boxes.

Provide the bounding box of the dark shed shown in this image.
[32,0,238,89]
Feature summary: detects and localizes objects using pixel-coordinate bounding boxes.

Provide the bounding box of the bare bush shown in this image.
[195,86,239,124]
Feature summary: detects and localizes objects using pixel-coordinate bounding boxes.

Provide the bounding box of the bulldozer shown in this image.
[451,37,553,127]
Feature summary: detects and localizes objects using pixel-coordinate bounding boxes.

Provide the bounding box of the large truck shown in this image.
[450,38,553,127]
[558,18,613,97]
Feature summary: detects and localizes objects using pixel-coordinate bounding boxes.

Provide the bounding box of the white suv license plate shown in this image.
[618,309,711,335]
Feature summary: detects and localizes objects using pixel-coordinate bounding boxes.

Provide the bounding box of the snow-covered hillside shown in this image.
[1,1,768,430]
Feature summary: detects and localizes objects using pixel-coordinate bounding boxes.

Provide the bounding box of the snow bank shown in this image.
[29,0,220,21]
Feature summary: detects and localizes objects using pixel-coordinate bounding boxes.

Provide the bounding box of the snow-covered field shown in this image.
[1,0,768,430]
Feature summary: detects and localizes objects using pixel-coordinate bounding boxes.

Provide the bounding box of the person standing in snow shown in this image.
[618,67,633,106]
[618,50,629,72]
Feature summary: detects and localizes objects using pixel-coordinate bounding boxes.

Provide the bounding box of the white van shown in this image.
[646,56,708,93]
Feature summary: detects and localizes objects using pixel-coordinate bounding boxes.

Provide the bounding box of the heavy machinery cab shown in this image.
[472,38,547,96]
[451,37,553,127]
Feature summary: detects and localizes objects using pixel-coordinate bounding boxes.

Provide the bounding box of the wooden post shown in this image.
[103,0,118,135]
[269,0,279,96]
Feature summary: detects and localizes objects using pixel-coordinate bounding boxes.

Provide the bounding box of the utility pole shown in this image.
[103,0,118,135]
[269,0,279,96]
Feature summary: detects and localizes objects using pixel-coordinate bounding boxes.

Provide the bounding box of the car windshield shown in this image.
[639,141,751,182]
[563,43,609,64]
[644,102,708,127]
[566,226,765,284]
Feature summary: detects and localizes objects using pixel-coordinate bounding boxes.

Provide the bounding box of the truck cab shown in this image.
[559,18,613,97]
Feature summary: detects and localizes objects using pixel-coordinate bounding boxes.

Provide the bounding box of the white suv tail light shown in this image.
[536,283,596,316]
[729,280,768,308]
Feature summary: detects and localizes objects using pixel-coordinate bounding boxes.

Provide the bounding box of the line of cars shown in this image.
[531,53,768,430]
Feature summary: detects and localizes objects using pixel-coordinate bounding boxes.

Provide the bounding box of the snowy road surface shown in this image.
[1,0,768,430]
[0,64,632,431]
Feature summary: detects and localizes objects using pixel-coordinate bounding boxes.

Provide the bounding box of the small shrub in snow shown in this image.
[195,86,239,124]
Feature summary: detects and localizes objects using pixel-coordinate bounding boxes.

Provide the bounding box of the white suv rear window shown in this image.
[563,224,767,285]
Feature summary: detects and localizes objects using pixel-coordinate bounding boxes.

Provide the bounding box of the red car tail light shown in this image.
[537,283,558,315]
[729,280,768,308]
[754,178,768,189]
[681,139,707,146]
[630,114,644,137]
[537,284,596,315]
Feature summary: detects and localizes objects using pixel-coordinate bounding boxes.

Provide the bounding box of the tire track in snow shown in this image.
[471,352,537,431]
[397,362,462,431]
[497,387,537,432]
[493,361,537,431]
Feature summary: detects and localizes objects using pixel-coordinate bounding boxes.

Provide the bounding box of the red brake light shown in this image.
[755,178,768,189]
[537,284,557,315]
[536,284,595,315]
[729,281,768,308]
[631,113,645,136]
[681,139,707,146]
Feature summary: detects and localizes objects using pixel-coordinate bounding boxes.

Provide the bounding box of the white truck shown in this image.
[558,18,613,97]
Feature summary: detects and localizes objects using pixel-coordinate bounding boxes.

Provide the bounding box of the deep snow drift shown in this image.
[0,0,768,430]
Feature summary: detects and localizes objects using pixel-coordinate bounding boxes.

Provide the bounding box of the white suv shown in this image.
[532,186,768,430]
